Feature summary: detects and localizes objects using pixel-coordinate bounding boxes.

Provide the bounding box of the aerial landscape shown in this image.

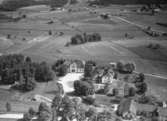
[0,0,167,121]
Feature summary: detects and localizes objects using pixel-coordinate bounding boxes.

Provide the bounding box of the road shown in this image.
[0,113,37,120]
[134,71,167,80]
[58,73,83,93]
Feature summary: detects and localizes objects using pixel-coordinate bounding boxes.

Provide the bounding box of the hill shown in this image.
[0,0,68,11]
[89,0,167,5]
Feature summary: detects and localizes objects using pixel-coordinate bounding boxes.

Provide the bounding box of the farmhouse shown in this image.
[104,80,134,97]
[93,67,115,84]
[67,60,85,73]
[117,98,136,119]
[117,99,157,119]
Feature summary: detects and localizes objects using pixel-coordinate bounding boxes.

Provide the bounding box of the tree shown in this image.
[38,110,51,121]
[28,107,36,116]
[35,62,54,82]
[56,64,68,77]
[6,102,11,112]
[135,73,145,83]
[22,112,32,121]
[96,111,113,121]
[61,95,75,121]
[52,93,63,109]
[38,102,51,121]
[24,77,36,91]
[52,59,67,77]
[85,107,97,119]
[84,61,96,78]
[71,34,84,45]
[116,61,135,73]
[74,80,95,96]
[135,82,147,95]
[116,61,124,72]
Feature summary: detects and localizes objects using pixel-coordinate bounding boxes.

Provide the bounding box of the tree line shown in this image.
[66,33,102,46]
[0,54,54,92]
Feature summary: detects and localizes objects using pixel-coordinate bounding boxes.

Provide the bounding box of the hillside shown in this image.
[0,0,68,11]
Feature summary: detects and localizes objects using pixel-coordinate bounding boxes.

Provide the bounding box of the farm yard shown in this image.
[0,2,167,121]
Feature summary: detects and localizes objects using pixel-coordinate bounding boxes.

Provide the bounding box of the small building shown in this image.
[104,80,134,97]
[158,108,167,121]
[117,99,157,119]
[68,60,85,73]
[93,83,105,92]
[93,67,115,84]
[101,71,115,84]
[117,98,136,119]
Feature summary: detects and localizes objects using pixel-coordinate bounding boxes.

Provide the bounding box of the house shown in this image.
[135,103,157,118]
[117,99,157,119]
[68,60,85,73]
[158,108,167,121]
[117,98,136,119]
[93,83,105,92]
[104,80,134,97]
[101,70,115,84]
[93,67,115,84]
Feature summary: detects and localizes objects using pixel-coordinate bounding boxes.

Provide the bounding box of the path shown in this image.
[114,16,166,34]
[58,73,83,93]
[0,113,37,120]
[134,71,167,80]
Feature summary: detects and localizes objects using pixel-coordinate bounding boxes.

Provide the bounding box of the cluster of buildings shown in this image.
[117,98,167,121]
[62,59,167,121]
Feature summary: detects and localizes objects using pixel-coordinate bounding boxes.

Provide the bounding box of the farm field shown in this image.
[0,3,167,119]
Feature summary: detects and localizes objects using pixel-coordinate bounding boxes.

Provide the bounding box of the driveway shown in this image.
[58,73,83,93]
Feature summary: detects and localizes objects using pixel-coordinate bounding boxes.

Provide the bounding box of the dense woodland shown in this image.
[0,54,54,91]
